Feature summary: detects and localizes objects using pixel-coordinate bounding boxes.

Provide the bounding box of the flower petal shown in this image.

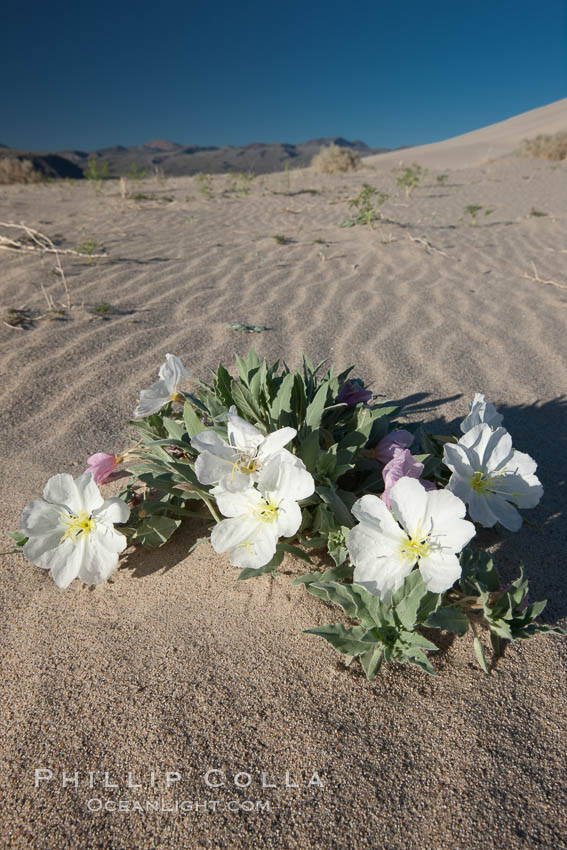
[460,393,504,434]
[482,427,513,472]
[191,430,234,459]
[226,524,278,569]
[74,472,104,513]
[388,477,428,539]
[485,495,523,532]
[275,498,302,538]
[351,494,403,542]
[419,551,461,593]
[258,427,296,459]
[354,555,414,603]
[423,489,475,552]
[20,499,64,536]
[258,456,314,502]
[158,354,190,393]
[78,531,120,584]
[375,430,414,464]
[212,487,262,519]
[42,473,80,513]
[466,490,499,527]
[133,380,171,418]
[211,514,261,553]
[46,538,85,589]
[227,406,263,450]
[195,451,238,487]
[22,530,62,565]
[93,497,130,526]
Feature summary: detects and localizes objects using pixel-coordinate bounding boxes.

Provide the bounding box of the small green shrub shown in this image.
[340,185,389,228]
[395,163,427,197]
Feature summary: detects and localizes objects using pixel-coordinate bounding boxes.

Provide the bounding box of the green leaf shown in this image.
[183,403,206,438]
[6,530,28,546]
[402,647,435,675]
[234,354,249,384]
[270,372,295,423]
[276,542,313,564]
[292,562,352,586]
[231,380,265,426]
[426,605,470,636]
[213,364,234,407]
[304,383,329,432]
[133,515,181,547]
[391,571,437,630]
[360,646,383,680]
[305,624,374,656]
[473,636,489,673]
[163,417,186,441]
[297,430,320,473]
[316,485,354,528]
[237,548,284,580]
[246,346,260,372]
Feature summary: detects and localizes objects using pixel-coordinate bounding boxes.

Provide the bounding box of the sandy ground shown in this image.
[1,139,567,849]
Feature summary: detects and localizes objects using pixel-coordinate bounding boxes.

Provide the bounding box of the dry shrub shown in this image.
[311,143,360,174]
[517,132,567,161]
[0,158,41,184]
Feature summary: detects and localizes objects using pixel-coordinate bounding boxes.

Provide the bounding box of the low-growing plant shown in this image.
[11,350,565,681]
[395,162,428,197]
[436,173,449,185]
[84,158,109,195]
[196,173,213,199]
[461,205,494,226]
[274,234,292,244]
[225,171,256,197]
[127,163,147,182]
[75,239,101,261]
[340,184,389,229]
[312,143,360,174]
[530,208,548,217]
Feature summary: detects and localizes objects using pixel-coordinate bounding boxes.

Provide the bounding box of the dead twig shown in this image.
[0,221,99,310]
[408,234,452,258]
[521,261,567,291]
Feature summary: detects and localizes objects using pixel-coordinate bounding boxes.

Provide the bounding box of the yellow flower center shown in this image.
[170,391,184,403]
[400,536,431,561]
[231,451,261,479]
[255,499,278,524]
[470,470,492,493]
[59,509,96,544]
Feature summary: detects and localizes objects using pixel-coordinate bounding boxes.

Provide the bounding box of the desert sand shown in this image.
[1,101,567,849]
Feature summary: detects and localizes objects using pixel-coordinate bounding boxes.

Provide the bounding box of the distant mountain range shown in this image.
[0,137,401,181]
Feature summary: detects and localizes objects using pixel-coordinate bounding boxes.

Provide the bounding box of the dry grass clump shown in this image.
[0,158,41,184]
[311,143,360,174]
[517,132,567,161]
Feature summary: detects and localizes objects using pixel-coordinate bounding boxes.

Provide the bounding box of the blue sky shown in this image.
[2,0,565,151]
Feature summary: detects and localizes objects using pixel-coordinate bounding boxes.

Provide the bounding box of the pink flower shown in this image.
[382,448,436,509]
[337,380,372,407]
[85,452,122,484]
[375,429,414,464]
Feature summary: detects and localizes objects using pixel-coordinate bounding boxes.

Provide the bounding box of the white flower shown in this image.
[192,405,299,491]
[443,423,543,531]
[347,477,475,601]
[133,354,190,419]
[460,393,503,434]
[210,456,315,569]
[19,472,130,589]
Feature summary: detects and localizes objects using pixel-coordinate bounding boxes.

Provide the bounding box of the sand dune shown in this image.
[1,117,566,848]
[366,97,567,169]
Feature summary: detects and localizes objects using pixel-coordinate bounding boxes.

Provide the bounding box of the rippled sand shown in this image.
[1,143,566,848]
